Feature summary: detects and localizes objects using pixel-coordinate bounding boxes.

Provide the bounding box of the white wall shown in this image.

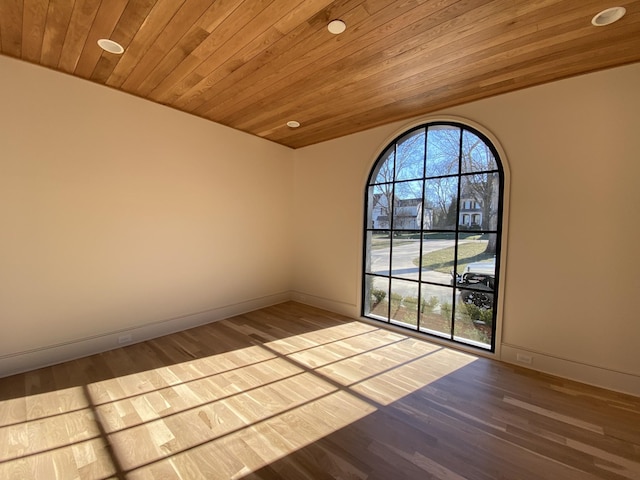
[0,56,293,375]
[292,63,640,395]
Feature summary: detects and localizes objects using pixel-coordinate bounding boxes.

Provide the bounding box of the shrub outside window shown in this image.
[362,121,504,351]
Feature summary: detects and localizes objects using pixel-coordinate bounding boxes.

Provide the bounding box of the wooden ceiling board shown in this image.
[40,0,75,69]
[277,27,640,148]
[162,0,294,106]
[258,3,629,140]
[90,0,159,84]
[143,0,265,102]
[1,0,639,148]
[197,0,445,126]
[171,0,372,111]
[190,1,376,120]
[73,0,129,79]
[229,6,575,137]
[116,0,211,90]
[0,0,23,57]
[119,0,243,96]
[21,0,48,63]
[234,0,521,133]
[57,0,102,74]
[265,3,640,147]
[106,0,190,88]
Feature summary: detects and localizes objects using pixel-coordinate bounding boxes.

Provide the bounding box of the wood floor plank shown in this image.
[0,301,638,479]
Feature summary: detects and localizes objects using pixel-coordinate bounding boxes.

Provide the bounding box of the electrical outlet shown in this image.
[516,353,533,365]
[118,334,133,345]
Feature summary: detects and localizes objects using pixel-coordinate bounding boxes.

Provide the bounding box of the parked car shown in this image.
[451,259,495,309]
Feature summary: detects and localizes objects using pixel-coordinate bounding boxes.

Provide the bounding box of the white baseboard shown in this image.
[501,343,640,397]
[290,291,357,318]
[0,291,292,378]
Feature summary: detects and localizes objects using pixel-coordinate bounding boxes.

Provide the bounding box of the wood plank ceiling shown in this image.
[1,1,639,149]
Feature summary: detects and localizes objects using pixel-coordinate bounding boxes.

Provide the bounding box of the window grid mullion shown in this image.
[386,144,398,324]
[450,128,463,341]
[415,128,428,330]
[363,121,501,352]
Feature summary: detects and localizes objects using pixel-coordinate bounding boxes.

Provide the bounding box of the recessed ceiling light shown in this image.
[287,120,301,128]
[591,7,626,26]
[97,38,125,54]
[328,19,346,35]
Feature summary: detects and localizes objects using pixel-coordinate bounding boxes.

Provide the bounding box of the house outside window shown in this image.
[362,121,505,351]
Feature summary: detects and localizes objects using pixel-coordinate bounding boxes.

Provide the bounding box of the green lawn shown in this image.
[414,241,494,273]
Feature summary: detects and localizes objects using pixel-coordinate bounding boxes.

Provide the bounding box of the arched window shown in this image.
[362,121,504,351]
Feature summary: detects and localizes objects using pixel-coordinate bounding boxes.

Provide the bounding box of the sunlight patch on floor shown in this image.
[0,320,479,478]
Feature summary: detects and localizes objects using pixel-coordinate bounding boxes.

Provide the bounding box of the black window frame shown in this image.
[361,121,505,352]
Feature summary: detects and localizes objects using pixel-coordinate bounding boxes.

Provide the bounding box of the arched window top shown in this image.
[363,120,504,351]
[369,123,501,184]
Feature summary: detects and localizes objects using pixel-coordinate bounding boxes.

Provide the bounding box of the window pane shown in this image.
[371,146,394,184]
[393,180,422,230]
[395,129,425,181]
[461,130,497,173]
[459,173,500,230]
[454,302,493,349]
[419,284,454,338]
[391,236,420,280]
[424,177,458,230]
[365,232,391,275]
[364,275,389,319]
[453,231,496,348]
[389,279,419,329]
[367,184,392,230]
[420,232,456,286]
[455,233,497,278]
[426,125,460,177]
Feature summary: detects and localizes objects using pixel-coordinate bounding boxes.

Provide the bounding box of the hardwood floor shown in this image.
[0,302,638,479]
